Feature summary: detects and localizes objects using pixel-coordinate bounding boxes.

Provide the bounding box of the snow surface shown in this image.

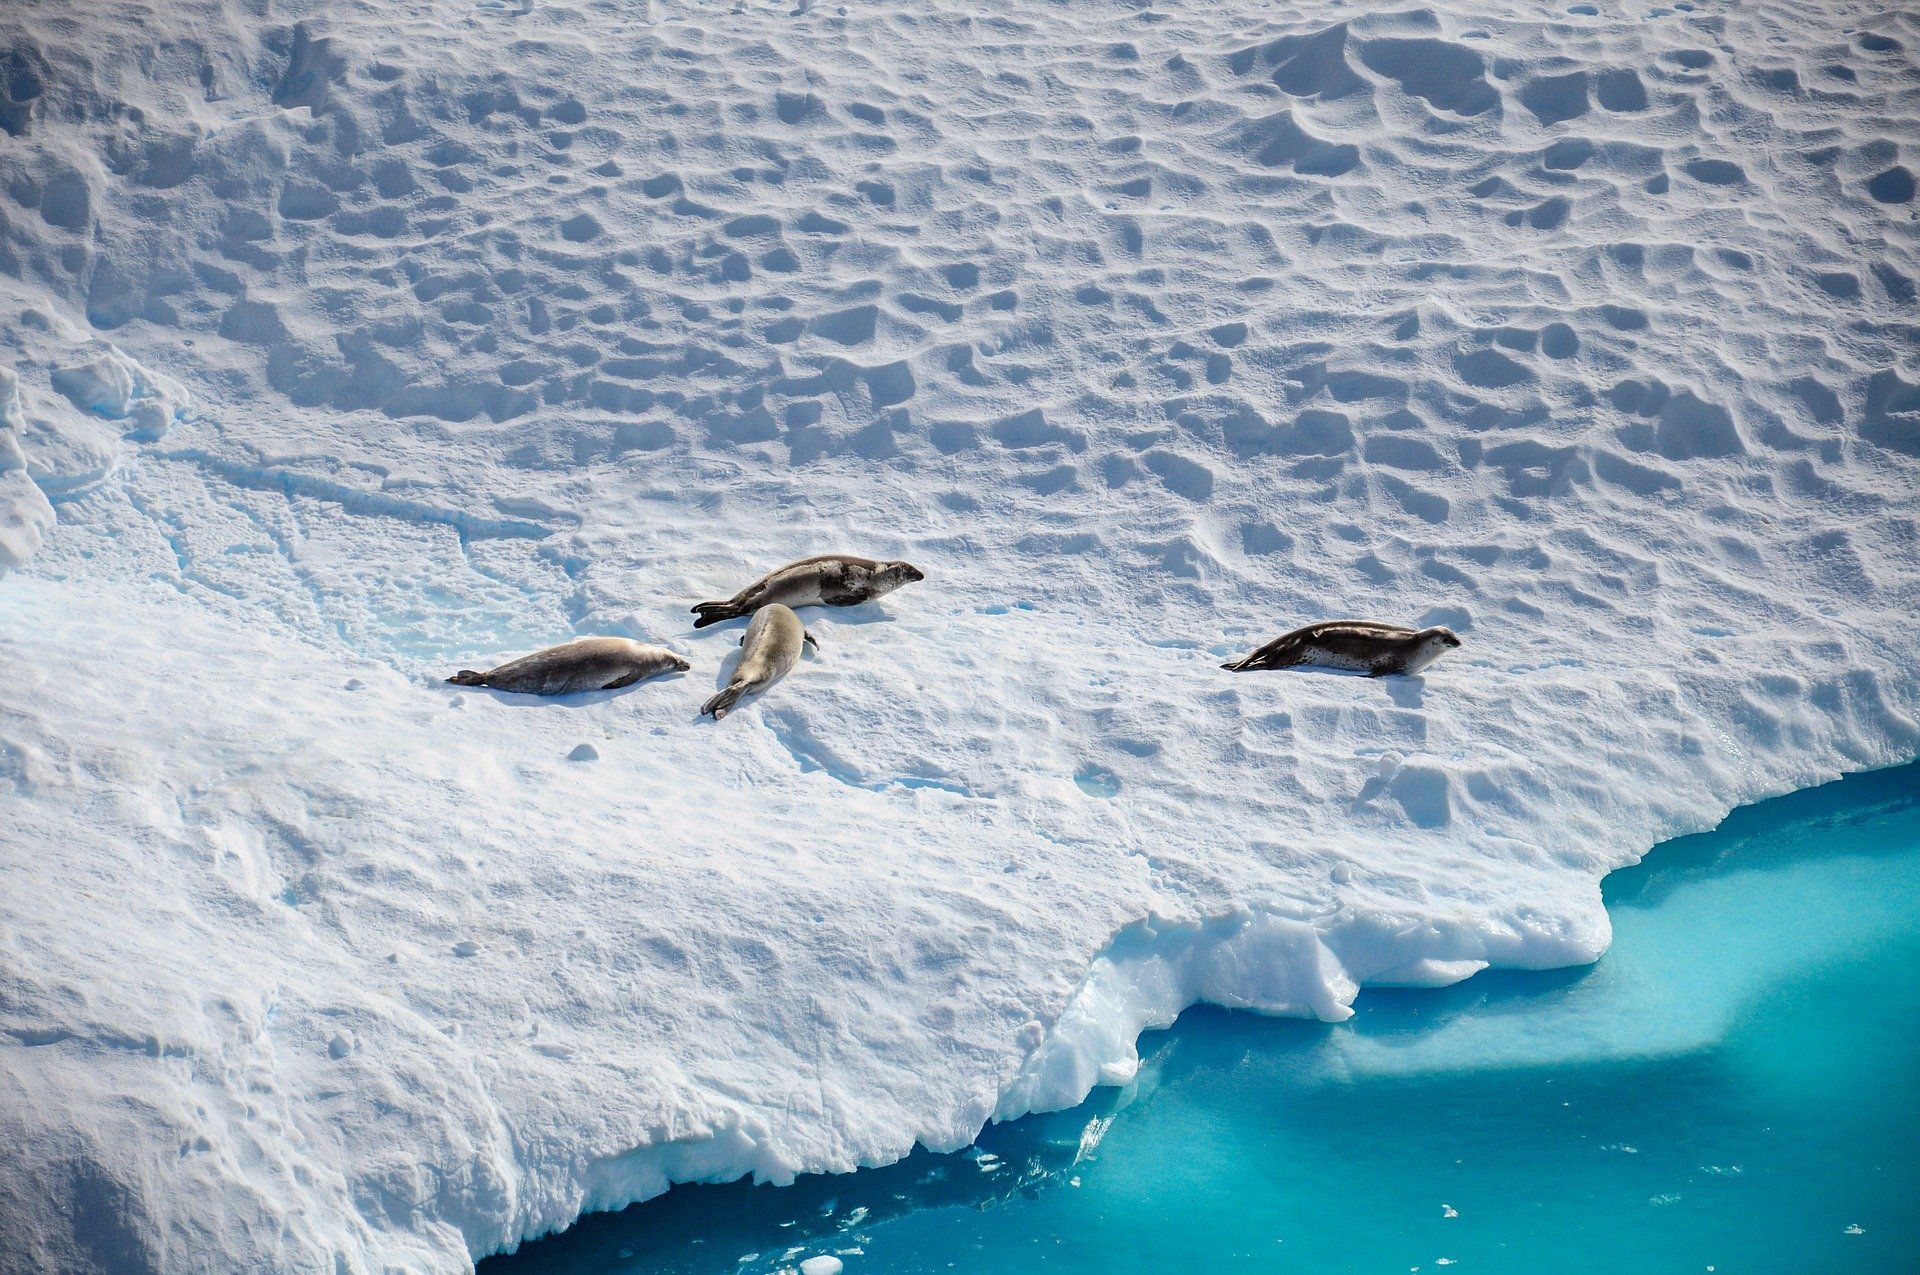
[2,0,1918,1268]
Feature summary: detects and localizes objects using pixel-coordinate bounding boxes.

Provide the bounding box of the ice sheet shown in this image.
[1,0,1916,1268]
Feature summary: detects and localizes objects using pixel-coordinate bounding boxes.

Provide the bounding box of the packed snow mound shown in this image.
[2,0,1918,1269]
[0,281,188,567]
[0,369,56,569]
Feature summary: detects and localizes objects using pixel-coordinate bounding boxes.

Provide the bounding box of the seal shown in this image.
[691,554,924,628]
[1221,621,1461,677]
[447,637,690,695]
[701,603,815,719]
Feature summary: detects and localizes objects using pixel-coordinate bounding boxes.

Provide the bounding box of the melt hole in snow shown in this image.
[1073,766,1121,798]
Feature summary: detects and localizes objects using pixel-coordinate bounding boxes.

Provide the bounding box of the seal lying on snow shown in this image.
[701,604,814,719]
[447,638,690,695]
[691,555,924,628]
[1222,622,1461,677]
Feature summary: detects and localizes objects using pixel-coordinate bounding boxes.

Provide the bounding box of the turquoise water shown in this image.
[488,763,1920,1274]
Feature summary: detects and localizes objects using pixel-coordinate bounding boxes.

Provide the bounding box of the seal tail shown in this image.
[447,670,489,686]
[700,685,745,719]
[691,601,742,629]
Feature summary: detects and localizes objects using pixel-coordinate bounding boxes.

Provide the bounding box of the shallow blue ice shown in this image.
[488,763,1920,1273]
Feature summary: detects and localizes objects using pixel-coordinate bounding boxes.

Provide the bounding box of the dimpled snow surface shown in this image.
[1,0,1918,1269]
[487,763,1920,1274]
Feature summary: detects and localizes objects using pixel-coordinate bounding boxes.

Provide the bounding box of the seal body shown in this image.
[447,638,690,695]
[1222,622,1461,677]
[701,604,813,719]
[692,555,923,628]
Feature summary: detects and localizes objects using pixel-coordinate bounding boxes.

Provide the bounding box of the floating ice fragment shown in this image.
[1844,1225,1864,1235]
[799,1258,843,1275]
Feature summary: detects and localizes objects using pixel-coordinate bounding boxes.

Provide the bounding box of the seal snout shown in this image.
[896,562,926,583]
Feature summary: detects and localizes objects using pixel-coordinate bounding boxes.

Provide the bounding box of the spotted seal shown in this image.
[1222,622,1461,677]
[446,638,689,695]
[700,604,816,719]
[691,554,923,628]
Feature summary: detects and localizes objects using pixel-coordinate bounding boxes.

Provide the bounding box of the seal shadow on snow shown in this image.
[442,675,688,710]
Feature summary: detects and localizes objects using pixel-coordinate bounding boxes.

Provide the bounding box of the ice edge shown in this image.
[482,751,1909,1263]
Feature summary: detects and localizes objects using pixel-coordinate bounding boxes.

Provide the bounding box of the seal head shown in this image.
[873,560,925,590]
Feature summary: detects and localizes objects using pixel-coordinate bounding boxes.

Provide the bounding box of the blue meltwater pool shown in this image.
[486,763,1920,1274]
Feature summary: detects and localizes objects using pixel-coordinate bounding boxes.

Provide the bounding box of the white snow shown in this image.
[1,0,1917,1269]
[0,369,56,569]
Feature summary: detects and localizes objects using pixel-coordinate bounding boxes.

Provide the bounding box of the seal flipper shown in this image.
[701,685,745,719]
[691,601,742,629]
[447,670,489,686]
[1222,643,1294,672]
[803,630,819,651]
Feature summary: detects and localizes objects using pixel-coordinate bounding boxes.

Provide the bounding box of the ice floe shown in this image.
[0,0,1916,1269]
